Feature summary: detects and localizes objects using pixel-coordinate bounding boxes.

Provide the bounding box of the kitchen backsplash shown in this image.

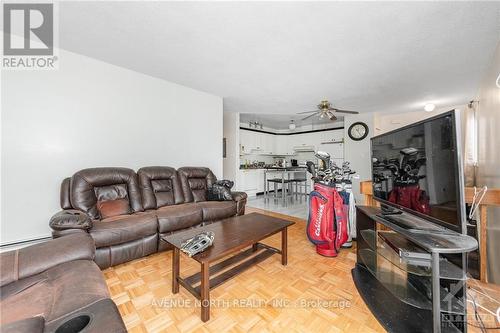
[240,151,316,168]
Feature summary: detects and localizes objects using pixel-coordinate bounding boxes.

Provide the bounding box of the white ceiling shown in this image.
[58,2,500,115]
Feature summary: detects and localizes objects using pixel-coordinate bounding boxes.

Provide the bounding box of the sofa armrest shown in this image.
[1,317,44,333]
[0,233,95,287]
[49,209,92,231]
[231,191,247,202]
[232,191,247,216]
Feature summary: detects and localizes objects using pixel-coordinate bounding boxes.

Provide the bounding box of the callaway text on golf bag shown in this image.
[306,183,348,257]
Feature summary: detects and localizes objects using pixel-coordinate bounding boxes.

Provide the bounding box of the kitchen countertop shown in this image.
[239,166,307,170]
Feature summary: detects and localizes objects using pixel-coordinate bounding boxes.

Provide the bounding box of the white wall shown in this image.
[373,106,465,135]
[476,42,500,284]
[1,48,223,245]
[343,113,375,203]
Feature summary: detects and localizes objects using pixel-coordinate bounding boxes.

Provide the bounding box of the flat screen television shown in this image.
[371,110,465,233]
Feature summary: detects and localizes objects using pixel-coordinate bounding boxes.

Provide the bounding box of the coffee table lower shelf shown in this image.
[172,242,284,321]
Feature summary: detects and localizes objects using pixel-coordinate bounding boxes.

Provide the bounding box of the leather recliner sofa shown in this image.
[49,166,247,269]
[0,233,126,333]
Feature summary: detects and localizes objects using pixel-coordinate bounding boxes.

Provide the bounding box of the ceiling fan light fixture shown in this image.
[327,112,336,121]
[289,120,296,130]
[299,100,359,122]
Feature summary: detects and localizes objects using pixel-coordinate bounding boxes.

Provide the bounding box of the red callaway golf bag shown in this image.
[307,183,348,257]
[388,185,431,215]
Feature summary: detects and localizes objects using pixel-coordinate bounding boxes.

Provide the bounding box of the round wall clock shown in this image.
[348,122,369,141]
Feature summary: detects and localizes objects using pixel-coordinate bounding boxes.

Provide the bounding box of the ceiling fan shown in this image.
[298,100,359,121]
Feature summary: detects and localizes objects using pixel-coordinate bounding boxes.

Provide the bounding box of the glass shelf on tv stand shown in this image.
[360,229,465,281]
[358,248,466,315]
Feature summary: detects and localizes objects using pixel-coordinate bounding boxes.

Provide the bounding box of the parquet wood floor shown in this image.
[103,207,497,332]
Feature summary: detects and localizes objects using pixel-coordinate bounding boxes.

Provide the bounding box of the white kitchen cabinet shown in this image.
[237,169,263,197]
[255,131,274,153]
[311,132,325,146]
[256,169,265,193]
[287,134,300,152]
[239,170,257,191]
[255,132,264,151]
[318,129,344,160]
[240,129,266,153]
[249,132,260,151]
[320,129,344,144]
[261,133,274,154]
[275,135,288,155]
[259,133,267,153]
[319,142,344,159]
[240,128,345,159]
[239,130,252,154]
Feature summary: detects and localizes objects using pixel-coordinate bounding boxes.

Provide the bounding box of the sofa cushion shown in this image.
[178,167,216,203]
[70,167,143,220]
[199,201,237,221]
[156,203,203,233]
[138,167,185,209]
[97,198,131,219]
[60,177,72,209]
[94,183,128,202]
[90,212,157,247]
[0,260,109,326]
[95,184,131,219]
[94,234,158,269]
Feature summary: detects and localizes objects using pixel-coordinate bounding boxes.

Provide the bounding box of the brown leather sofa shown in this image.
[0,233,126,333]
[49,166,247,269]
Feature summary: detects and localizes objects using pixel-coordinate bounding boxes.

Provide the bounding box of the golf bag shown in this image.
[338,187,356,248]
[306,183,348,257]
[388,184,431,214]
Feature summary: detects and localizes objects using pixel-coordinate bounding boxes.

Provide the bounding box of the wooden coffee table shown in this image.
[161,212,294,322]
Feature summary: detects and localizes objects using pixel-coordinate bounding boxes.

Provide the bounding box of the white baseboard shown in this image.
[0,235,52,252]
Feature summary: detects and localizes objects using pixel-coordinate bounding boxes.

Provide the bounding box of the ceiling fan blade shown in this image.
[302,112,320,121]
[334,109,359,114]
[297,110,320,114]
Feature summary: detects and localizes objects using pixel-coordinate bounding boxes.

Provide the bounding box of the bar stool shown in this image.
[266,178,293,204]
[291,178,309,202]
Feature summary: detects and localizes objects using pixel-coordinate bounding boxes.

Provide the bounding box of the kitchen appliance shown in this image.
[293,145,315,152]
[274,158,287,168]
[291,159,298,167]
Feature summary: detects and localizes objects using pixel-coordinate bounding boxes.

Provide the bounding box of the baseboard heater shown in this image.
[0,235,52,251]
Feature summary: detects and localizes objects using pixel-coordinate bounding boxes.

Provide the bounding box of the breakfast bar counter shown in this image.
[263,167,309,206]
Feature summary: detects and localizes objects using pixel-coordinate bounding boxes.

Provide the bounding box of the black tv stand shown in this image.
[377,211,452,232]
[380,204,403,215]
[353,206,478,333]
